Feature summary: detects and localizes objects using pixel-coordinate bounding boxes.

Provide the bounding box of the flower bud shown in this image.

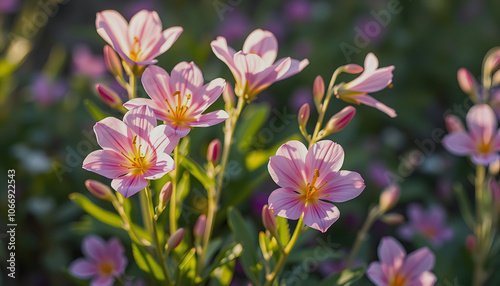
[445,114,465,133]
[380,213,405,225]
[466,234,477,253]
[95,84,123,108]
[313,75,325,109]
[457,68,477,96]
[158,181,172,211]
[343,64,363,74]
[379,184,400,212]
[193,214,207,241]
[484,47,500,75]
[262,205,278,235]
[85,180,113,200]
[104,45,123,78]
[298,103,310,129]
[207,139,222,164]
[493,70,500,86]
[324,106,356,135]
[489,159,500,176]
[223,82,235,110]
[166,228,184,251]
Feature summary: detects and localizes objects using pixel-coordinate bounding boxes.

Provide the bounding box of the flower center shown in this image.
[165,91,192,126]
[120,135,150,175]
[98,260,114,276]
[421,226,437,239]
[302,169,328,202]
[390,274,407,286]
[477,140,492,154]
[129,37,143,62]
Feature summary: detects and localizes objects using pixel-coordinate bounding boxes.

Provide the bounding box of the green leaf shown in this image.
[209,261,236,286]
[453,183,475,229]
[318,265,366,286]
[180,155,215,191]
[202,243,243,279]
[175,171,191,220]
[244,133,302,171]
[227,207,260,284]
[236,103,270,152]
[131,243,165,282]
[84,99,111,121]
[276,216,290,247]
[69,193,150,242]
[176,248,197,285]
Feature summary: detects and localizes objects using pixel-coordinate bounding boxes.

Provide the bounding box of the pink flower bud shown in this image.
[158,181,172,211]
[193,214,207,240]
[262,205,278,234]
[104,45,123,77]
[298,103,310,128]
[343,64,363,74]
[445,114,465,133]
[379,184,400,212]
[457,68,477,96]
[380,213,405,225]
[489,159,500,176]
[324,106,356,135]
[313,75,325,107]
[85,180,113,200]
[223,82,235,109]
[484,47,500,75]
[466,234,477,253]
[95,84,122,108]
[166,228,184,250]
[207,139,222,164]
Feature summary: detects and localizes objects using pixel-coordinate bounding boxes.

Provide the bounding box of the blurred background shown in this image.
[1,0,500,285]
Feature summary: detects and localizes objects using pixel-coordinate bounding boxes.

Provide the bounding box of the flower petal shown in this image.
[268,140,308,189]
[123,105,157,141]
[83,235,107,261]
[248,57,291,93]
[344,94,397,118]
[276,58,309,81]
[365,52,380,71]
[242,29,278,66]
[124,98,168,122]
[366,262,389,286]
[268,188,304,220]
[402,247,435,278]
[170,61,204,96]
[303,201,340,232]
[320,171,365,202]
[111,174,148,198]
[378,237,406,270]
[94,117,133,154]
[442,132,474,156]
[233,52,267,87]
[151,27,183,58]
[211,37,239,80]
[466,104,497,143]
[91,276,114,286]
[415,271,437,286]
[96,10,130,56]
[83,150,128,179]
[69,259,97,279]
[144,152,175,180]
[189,78,226,114]
[128,10,163,59]
[141,65,172,104]
[305,140,344,182]
[189,110,229,127]
[150,124,180,155]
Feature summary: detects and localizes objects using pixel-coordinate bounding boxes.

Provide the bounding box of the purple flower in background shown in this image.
[398,204,453,248]
[285,0,311,22]
[290,86,313,111]
[217,12,250,43]
[368,161,391,188]
[31,74,67,106]
[72,45,106,78]
[69,236,127,286]
[0,0,18,13]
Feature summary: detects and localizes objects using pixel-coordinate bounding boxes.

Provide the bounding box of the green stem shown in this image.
[345,206,380,269]
[264,216,305,286]
[139,190,154,235]
[170,145,179,234]
[111,195,150,246]
[145,186,173,285]
[473,165,486,286]
[128,75,137,99]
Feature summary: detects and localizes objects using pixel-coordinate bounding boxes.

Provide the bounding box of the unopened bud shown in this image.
[380,213,405,225]
[298,103,310,128]
[445,114,465,133]
[324,106,356,135]
[166,228,184,251]
[343,64,363,74]
[457,68,477,97]
[493,70,500,86]
[207,139,221,164]
[489,159,500,176]
[379,184,400,212]
[85,180,113,200]
[490,179,500,206]
[262,205,278,235]
[96,84,123,108]
[466,234,477,253]
[484,47,500,75]
[193,214,207,240]
[223,82,235,110]
[158,181,172,211]
[313,75,325,109]
[104,45,123,78]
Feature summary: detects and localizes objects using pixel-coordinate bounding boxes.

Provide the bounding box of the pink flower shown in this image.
[267,140,365,232]
[337,53,396,118]
[124,63,228,137]
[398,204,453,248]
[83,105,179,197]
[96,10,182,68]
[72,45,106,78]
[69,235,127,286]
[442,104,500,166]
[211,29,309,101]
[367,236,436,286]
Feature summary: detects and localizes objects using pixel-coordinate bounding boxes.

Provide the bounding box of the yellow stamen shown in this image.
[302,169,328,202]
[129,36,142,61]
[477,140,492,154]
[119,135,149,175]
[165,91,192,126]
[99,260,114,276]
[390,274,407,286]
